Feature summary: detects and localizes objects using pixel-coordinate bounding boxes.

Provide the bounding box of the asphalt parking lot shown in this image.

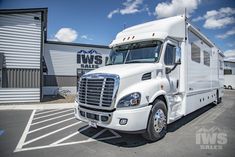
[0,90,234,157]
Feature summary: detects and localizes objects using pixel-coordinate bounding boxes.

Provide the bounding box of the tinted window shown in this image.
[219,60,223,70]
[164,44,176,65]
[203,51,210,66]
[108,50,128,65]
[191,43,200,63]
[107,40,162,65]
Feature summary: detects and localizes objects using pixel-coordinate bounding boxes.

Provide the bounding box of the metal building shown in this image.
[0,8,111,103]
[0,8,47,103]
[43,41,110,95]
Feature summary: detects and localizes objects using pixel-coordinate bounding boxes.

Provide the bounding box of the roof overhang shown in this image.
[109,32,168,47]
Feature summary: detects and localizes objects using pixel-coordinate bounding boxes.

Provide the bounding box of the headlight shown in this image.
[117,92,141,108]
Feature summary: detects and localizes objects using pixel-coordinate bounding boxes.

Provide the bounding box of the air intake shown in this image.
[78,74,119,109]
[142,72,151,80]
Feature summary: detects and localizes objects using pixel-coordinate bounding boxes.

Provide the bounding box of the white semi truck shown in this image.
[74,15,224,141]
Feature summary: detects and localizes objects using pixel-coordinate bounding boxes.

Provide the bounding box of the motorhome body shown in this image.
[74,15,224,141]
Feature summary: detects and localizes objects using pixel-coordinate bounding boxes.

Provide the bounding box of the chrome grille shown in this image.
[78,74,119,108]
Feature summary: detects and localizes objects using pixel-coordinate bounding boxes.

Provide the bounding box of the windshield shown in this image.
[107,40,162,65]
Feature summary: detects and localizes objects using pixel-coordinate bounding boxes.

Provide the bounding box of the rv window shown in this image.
[219,60,223,70]
[191,43,201,63]
[203,51,210,66]
[224,69,232,75]
[164,44,176,65]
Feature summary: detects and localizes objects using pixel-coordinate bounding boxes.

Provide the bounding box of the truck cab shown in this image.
[74,15,223,141]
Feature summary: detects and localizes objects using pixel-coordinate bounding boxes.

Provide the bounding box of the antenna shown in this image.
[184,8,187,41]
[184,8,187,19]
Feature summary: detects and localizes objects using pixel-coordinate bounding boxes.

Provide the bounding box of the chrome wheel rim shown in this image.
[153,109,166,133]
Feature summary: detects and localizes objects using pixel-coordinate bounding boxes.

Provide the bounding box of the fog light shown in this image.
[101,115,109,122]
[119,118,128,125]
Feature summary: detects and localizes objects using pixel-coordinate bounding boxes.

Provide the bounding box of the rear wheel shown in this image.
[142,99,167,142]
[228,85,233,90]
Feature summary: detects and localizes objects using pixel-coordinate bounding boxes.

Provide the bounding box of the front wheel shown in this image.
[142,99,167,142]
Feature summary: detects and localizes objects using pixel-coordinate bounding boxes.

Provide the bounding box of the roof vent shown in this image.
[142,72,151,81]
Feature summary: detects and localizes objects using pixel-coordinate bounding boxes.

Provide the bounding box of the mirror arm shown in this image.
[166,62,180,74]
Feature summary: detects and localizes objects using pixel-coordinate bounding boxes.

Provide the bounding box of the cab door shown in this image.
[163,40,181,94]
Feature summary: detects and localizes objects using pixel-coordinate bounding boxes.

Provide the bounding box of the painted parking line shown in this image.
[15,110,36,152]
[31,112,73,126]
[34,109,62,115]
[33,109,73,120]
[14,109,121,152]
[23,121,82,146]
[28,117,75,134]
[50,125,91,145]
[15,131,121,152]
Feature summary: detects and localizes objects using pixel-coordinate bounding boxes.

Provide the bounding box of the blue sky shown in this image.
[0,0,235,60]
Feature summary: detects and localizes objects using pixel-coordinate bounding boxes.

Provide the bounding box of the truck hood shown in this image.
[86,63,162,78]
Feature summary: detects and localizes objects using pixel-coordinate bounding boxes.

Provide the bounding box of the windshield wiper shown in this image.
[125,60,143,64]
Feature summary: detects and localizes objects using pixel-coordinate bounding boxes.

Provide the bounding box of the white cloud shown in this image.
[204,17,235,29]
[216,27,235,39]
[120,0,143,14]
[155,0,201,18]
[81,35,88,39]
[81,35,93,40]
[192,7,235,29]
[107,9,119,19]
[145,6,152,16]
[54,28,78,42]
[107,0,146,19]
[224,49,235,62]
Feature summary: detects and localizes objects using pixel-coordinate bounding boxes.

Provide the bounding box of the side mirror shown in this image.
[165,67,171,74]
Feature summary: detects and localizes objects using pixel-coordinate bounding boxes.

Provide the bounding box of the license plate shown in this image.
[89,121,97,128]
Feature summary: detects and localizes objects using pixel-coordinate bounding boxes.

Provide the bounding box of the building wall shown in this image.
[43,42,110,95]
[0,9,46,104]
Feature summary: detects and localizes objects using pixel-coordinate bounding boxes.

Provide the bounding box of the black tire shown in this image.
[142,99,167,142]
[228,85,232,90]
